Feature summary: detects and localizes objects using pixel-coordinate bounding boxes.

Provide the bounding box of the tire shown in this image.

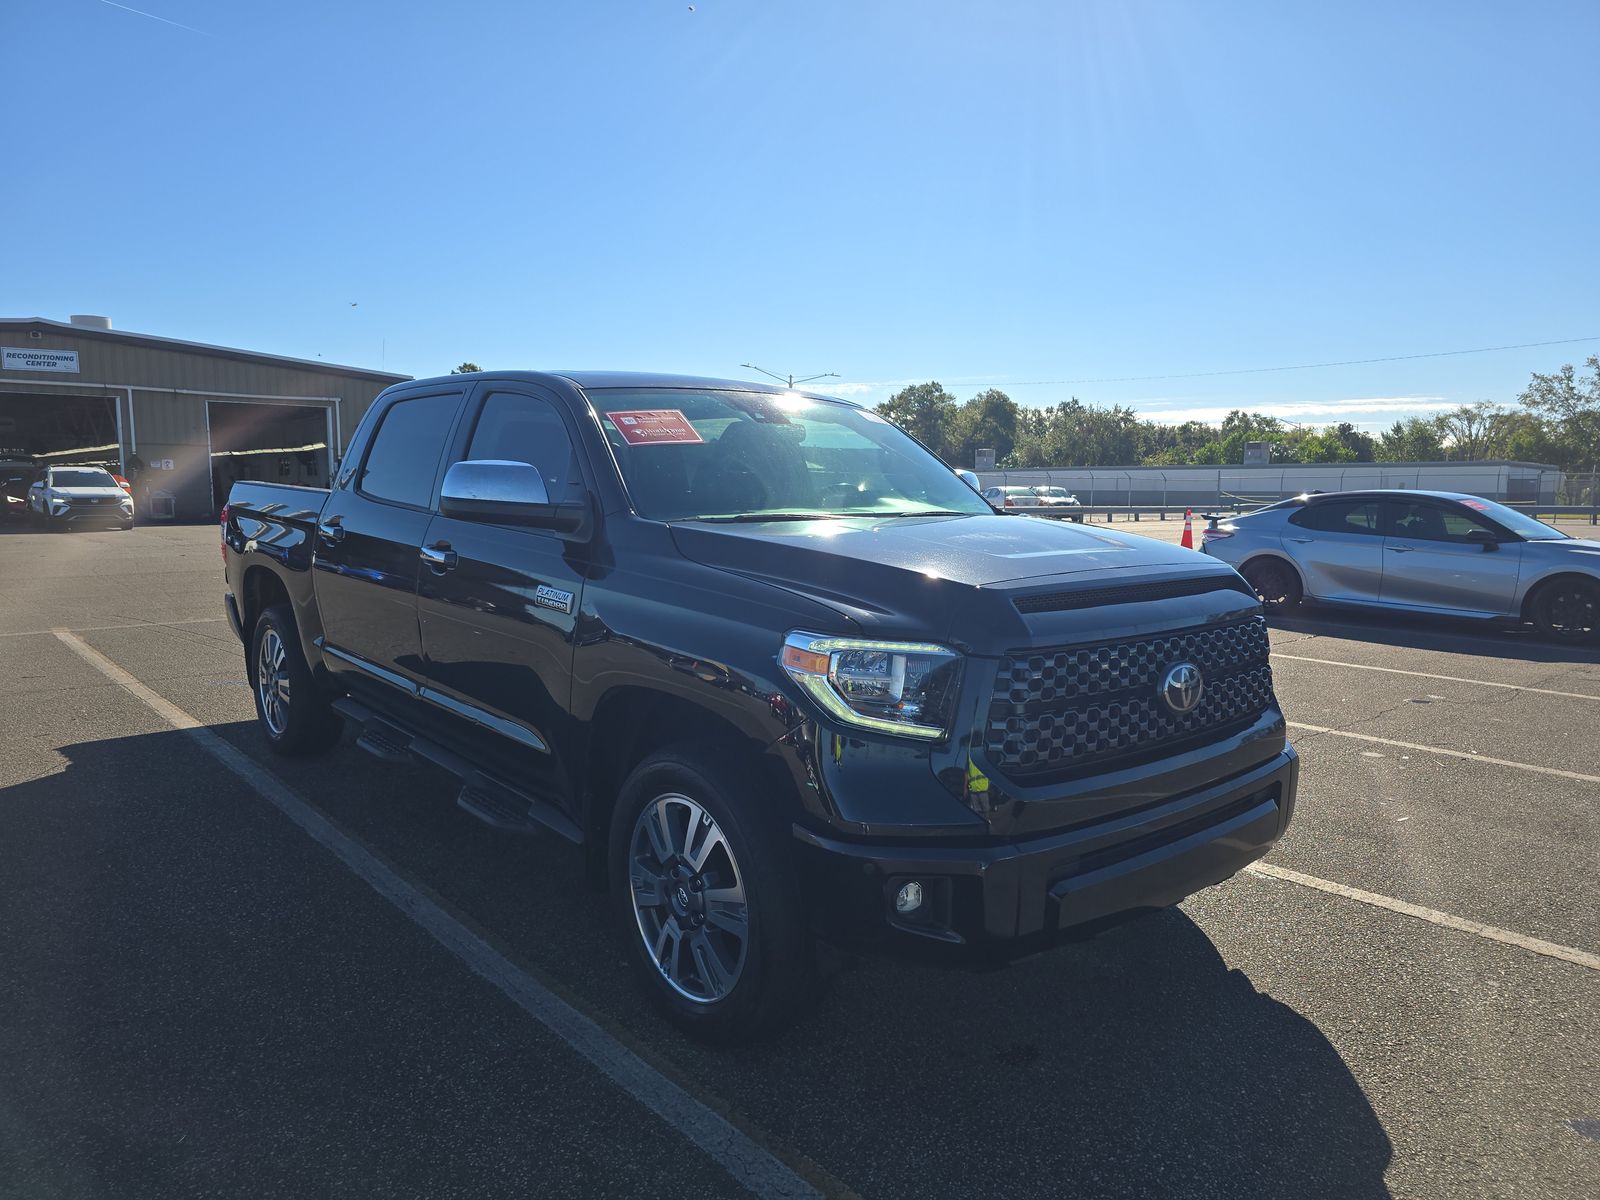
[250,604,343,756]
[1241,557,1303,611]
[1530,577,1599,643]
[609,748,818,1043]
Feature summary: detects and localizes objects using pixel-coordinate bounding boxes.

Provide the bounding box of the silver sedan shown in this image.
[1201,489,1600,642]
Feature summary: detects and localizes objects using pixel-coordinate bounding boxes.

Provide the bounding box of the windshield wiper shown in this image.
[848,510,969,518]
[691,513,843,524]
[690,509,973,523]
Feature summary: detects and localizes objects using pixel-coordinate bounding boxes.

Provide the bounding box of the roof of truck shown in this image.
[412,369,857,404]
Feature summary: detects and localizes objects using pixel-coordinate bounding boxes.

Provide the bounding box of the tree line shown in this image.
[875,355,1600,473]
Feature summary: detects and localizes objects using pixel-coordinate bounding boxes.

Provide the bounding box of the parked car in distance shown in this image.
[27,465,135,531]
[1030,485,1084,522]
[1203,489,1599,641]
[981,484,1042,511]
[224,371,1298,1041]
[2,463,39,524]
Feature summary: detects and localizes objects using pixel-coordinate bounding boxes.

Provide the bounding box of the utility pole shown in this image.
[740,363,839,390]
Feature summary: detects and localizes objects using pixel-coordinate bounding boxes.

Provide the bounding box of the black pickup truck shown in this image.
[223,371,1297,1041]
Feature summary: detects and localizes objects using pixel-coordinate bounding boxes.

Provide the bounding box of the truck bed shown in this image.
[225,480,330,532]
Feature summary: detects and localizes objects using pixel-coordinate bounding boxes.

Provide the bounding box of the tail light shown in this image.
[219,504,230,563]
[1201,525,1233,541]
[1004,496,1014,507]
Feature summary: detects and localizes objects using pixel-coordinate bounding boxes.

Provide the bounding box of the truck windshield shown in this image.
[588,388,991,522]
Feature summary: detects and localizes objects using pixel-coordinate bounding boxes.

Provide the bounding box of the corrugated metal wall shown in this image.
[0,321,406,519]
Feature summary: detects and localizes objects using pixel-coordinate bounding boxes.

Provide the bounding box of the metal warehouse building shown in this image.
[1,316,408,522]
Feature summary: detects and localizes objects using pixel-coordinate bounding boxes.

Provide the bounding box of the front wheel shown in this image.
[250,605,343,756]
[610,749,818,1043]
[1531,578,1599,643]
[1241,558,1303,611]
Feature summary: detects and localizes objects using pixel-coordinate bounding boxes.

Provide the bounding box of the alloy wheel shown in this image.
[628,792,749,1003]
[1545,583,1597,637]
[256,627,291,736]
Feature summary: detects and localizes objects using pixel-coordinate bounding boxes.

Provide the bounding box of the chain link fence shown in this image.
[974,465,1600,524]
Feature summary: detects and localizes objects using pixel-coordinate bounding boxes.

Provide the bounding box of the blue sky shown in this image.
[6,0,1598,429]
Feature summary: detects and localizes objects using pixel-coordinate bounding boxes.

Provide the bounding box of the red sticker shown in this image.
[607,409,703,446]
[1462,499,1489,511]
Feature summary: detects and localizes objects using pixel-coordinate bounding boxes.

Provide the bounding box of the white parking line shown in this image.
[52,628,823,1200]
[0,617,227,640]
[1245,862,1600,971]
[1273,653,1600,702]
[1287,721,1600,786]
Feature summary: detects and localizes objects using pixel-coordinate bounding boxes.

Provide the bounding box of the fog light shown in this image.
[894,881,924,914]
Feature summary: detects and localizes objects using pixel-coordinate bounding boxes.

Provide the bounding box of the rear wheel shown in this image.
[250,605,343,756]
[1241,557,1303,611]
[610,748,817,1043]
[1531,577,1599,643]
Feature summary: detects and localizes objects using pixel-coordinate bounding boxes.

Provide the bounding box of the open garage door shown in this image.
[207,400,333,518]
[0,391,120,466]
[0,392,121,524]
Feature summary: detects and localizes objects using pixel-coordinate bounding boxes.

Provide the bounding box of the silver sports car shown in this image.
[1201,489,1600,641]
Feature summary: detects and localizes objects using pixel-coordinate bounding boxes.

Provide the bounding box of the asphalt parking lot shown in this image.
[2,523,1596,1199]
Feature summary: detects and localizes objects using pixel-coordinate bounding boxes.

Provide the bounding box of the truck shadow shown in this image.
[262,728,1397,1200]
[732,909,1395,1199]
[5,727,1394,1200]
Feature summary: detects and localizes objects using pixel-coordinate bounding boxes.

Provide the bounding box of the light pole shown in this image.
[740,363,839,390]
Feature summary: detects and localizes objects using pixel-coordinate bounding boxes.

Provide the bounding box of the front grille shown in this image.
[983,616,1274,780]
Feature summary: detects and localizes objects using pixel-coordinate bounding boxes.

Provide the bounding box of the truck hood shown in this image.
[670,514,1249,650]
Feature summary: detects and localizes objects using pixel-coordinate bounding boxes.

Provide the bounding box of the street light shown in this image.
[740,363,839,390]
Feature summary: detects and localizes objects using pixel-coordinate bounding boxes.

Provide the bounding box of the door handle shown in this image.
[420,542,458,571]
[1288,537,1313,544]
[1386,545,1415,553]
[317,517,345,544]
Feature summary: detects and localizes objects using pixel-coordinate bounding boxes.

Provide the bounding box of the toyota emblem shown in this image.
[1160,662,1204,714]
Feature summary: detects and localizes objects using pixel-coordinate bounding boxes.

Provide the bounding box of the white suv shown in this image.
[28,465,135,531]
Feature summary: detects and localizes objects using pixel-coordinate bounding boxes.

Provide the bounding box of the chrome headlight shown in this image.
[781,632,962,740]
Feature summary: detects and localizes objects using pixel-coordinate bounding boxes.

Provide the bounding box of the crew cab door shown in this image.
[1378,498,1524,616]
[416,385,590,773]
[313,388,466,688]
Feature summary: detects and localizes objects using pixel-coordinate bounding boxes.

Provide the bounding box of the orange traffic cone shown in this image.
[1180,507,1194,549]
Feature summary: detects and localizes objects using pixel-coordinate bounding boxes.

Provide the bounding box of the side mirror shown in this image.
[1465,528,1500,552]
[439,460,588,534]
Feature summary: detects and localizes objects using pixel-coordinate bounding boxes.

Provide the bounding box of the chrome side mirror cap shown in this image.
[439,460,588,533]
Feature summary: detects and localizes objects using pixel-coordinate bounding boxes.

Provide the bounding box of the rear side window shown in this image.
[464,392,584,503]
[359,393,461,508]
[1289,500,1381,535]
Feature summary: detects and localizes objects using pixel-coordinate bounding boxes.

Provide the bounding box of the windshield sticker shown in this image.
[607,410,704,446]
[1461,499,1490,510]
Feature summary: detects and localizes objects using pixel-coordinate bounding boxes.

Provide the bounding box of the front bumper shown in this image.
[793,746,1297,961]
[44,503,134,526]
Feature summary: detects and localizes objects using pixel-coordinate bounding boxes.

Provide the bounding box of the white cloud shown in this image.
[1135,396,1456,426]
